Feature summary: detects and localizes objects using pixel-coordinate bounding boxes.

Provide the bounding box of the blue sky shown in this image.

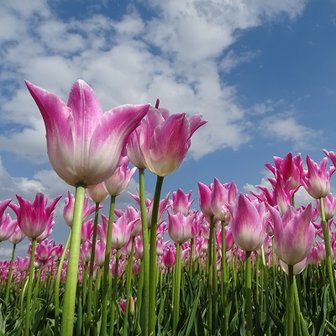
[1,0,336,255]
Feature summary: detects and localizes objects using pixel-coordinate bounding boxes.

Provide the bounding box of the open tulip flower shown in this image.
[25,80,149,186]
[12,193,61,240]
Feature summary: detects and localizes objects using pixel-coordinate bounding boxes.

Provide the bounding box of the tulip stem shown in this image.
[122,238,135,336]
[172,243,182,334]
[139,168,150,336]
[87,202,100,335]
[148,175,164,336]
[245,251,252,336]
[55,231,71,336]
[207,217,214,333]
[220,222,228,336]
[319,197,336,309]
[24,238,36,336]
[101,195,116,336]
[61,184,86,336]
[109,250,120,336]
[5,243,16,303]
[287,265,294,336]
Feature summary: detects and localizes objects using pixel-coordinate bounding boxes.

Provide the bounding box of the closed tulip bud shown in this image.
[87,182,109,203]
[168,212,195,244]
[230,194,266,252]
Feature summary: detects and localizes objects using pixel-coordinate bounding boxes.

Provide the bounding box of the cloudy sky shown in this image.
[1,0,336,254]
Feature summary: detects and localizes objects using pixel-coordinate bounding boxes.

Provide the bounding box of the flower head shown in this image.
[230,194,266,252]
[13,193,61,240]
[25,80,149,186]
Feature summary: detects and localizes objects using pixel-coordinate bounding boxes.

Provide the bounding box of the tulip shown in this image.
[266,152,303,191]
[87,182,109,203]
[0,214,17,241]
[268,204,315,265]
[198,182,214,219]
[171,189,193,215]
[13,193,61,240]
[319,193,336,220]
[9,226,25,244]
[25,80,149,186]
[138,107,206,177]
[230,194,266,252]
[302,156,335,199]
[211,178,237,222]
[168,212,194,244]
[104,156,136,196]
[63,191,96,227]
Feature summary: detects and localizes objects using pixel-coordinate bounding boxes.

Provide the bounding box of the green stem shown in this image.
[5,243,16,303]
[87,202,100,334]
[101,195,116,336]
[245,251,252,336]
[55,231,71,336]
[24,238,36,336]
[109,250,120,336]
[220,222,228,336]
[172,243,182,334]
[148,175,164,336]
[139,168,150,336]
[320,197,336,309]
[60,184,86,336]
[122,239,135,336]
[207,217,214,334]
[287,265,295,336]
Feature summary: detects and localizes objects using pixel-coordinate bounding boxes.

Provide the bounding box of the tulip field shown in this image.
[1,80,336,336]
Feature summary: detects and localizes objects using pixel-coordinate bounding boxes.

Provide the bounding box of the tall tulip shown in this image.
[26,79,149,335]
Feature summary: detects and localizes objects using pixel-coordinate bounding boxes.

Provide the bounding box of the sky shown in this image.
[1,0,336,256]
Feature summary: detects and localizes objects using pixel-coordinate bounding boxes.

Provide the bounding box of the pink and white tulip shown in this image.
[25,80,149,186]
[230,194,266,252]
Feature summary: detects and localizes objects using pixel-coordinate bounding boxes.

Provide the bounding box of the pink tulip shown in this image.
[137,107,206,176]
[265,153,303,191]
[81,219,94,242]
[104,156,136,196]
[211,178,237,222]
[0,214,17,241]
[268,204,315,265]
[80,241,92,263]
[13,193,61,239]
[230,194,266,252]
[198,182,214,219]
[171,189,193,215]
[302,156,335,199]
[320,193,336,220]
[25,80,149,186]
[87,182,109,203]
[168,212,194,244]
[324,149,336,169]
[9,225,25,244]
[0,199,11,219]
[95,240,106,266]
[36,218,54,242]
[161,243,176,268]
[36,240,54,262]
[215,226,234,252]
[101,214,134,250]
[63,191,96,227]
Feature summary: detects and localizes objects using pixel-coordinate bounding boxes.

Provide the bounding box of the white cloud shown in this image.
[0,0,309,164]
[260,115,319,150]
